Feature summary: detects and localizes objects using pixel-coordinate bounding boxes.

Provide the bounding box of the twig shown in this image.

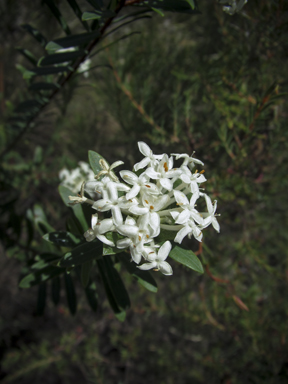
[107,53,167,137]
[0,0,128,159]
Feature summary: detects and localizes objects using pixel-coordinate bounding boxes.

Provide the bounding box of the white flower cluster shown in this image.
[59,161,95,193]
[69,142,220,276]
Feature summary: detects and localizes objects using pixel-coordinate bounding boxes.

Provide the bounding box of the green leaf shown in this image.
[64,273,77,314]
[85,0,103,10]
[31,66,71,76]
[45,31,101,50]
[82,10,116,21]
[82,11,102,20]
[51,276,61,306]
[59,240,103,267]
[58,185,89,231]
[152,7,165,16]
[14,100,42,113]
[19,265,65,288]
[29,82,60,91]
[169,245,204,274]
[85,282,98,312]
[38,49,86,66]
[102,256,130,310]
[96,258,126,320]
[36,283,47,315]
[66,0,89,31]
[43,0,71,35]
[133,0,200,13]
[16,48,38,66]
[21,24,47,47]
[66,216,83,235]
[88,150,105,175]
[43,231,84,247]
[81,260,93,288]
[120,253,158,292]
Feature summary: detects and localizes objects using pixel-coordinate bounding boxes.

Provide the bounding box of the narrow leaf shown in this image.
[97,258,126,320]
[59,240,103,267]
[16,48,38,66]
[38,49,86,66]
[46,31,101,50]
[169,245,204,274]
[64,273,77,314]
[14,100,42,113]
[120,253,158,292]
[66,0,89,31]
[36,283,47,315]
[31,66,71,76]
[43,231,84,247]
[85,0,103,10]
[102,256,130,310]
[85,282,98,312]
[19,265,65,288]
[29,82,60,91]
[82,10,116,21]
[132,0,200,14]
[21,24,47,47]
[81,260,93,288]
[51,276,61,306]
[43,0,71,35]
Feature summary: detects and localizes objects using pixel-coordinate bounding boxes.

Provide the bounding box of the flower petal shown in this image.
[137,261,157,271]
[158,241,172,261]
[126,184,141,200]
[159,261,173,276]
[134,157,150,171]
[111,206,123,226]
[175,209,190,224]
[138,141,151,157]
[174,225,191,244]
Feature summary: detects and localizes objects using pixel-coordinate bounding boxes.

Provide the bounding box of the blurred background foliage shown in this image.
[1,0,288,382]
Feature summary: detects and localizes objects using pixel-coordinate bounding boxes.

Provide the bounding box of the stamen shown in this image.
[138,235,141,241]
[200,170,205,174]
[164,162,168,172]
[145,199,149,204]
[150,205,154,210]
[145,185,151,188]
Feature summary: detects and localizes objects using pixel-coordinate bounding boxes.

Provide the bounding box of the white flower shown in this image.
[137,241,173,276]
[85,176,129,199]
[200,194,220,232]
[95,158,124,182]
[120,170,159,199]
[92,184,126,226]
[59,161,94,193]
[172,190,204,225]
[117,215,157,264]
[134,142,163,171]
[145,154,181,191]
[172,152,204,170]
[84,214,115,246]
[179,166,206,195]
[174,220,203,244]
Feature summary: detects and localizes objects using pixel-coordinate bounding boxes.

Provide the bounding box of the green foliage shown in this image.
[1,0,288,382]
[169,245,204,273]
